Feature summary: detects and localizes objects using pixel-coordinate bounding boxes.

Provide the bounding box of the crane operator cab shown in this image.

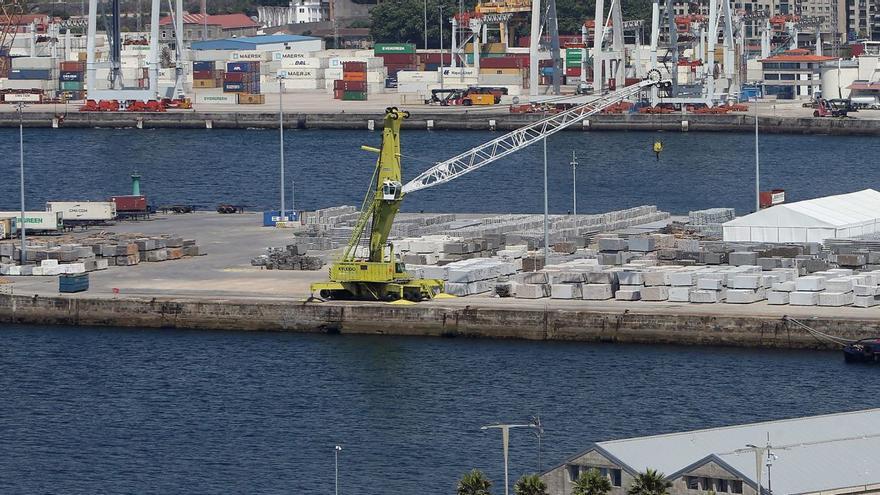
[382,180,403,201]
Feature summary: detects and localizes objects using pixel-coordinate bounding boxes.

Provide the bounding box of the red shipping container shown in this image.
[334,79,367,91]
[380,53,418,64]
[224,72,245,82]
[420,53,453,64]
[111,195,147,212]
[193,70,213,79]
[333,89,345,99]
[566,67,581,77]
[480,57,526,69]
[60,61,85,72]
[342,61,367,72]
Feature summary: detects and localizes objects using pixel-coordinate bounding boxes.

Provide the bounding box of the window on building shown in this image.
[701,478,712,491]
[781,73,796,80]
[717,479,730,492]
[610,469,622,487]
[567,465,580,482]
[764,62,779,69]
[765,73,780,80]
[686,476,700,490]
[731,480,744,494]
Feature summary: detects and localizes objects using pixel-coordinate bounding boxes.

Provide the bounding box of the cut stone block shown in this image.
[790,291,820,306]
[767,291,790,305]
[825,277,855,293]
[551,283,583,299]
[597,252,621,265]
[582,284,614,300]
[853,295,880,308]
[795,276,826,292]
[515,283,549,299]
[757,257,783,270]
[690,289,723,303]
[726,288,765,304]
[729,251,758,266]
[697,278,724,290]
[668,287,691,302]
[818,291,854,307]
[586,272,617,285]
[669,272,696,286]
[95,259,109,270]
[145,249,168,262]
[771,281,797,292]
[551,271,586,284]
[642,271,669,286]
[519,272,549,284]
[640,286,668,301]
[730,275,762,290]
[615,289,641,301]
[597,238,627,251]
[617,271,644,285]
[627,237,656,252]
[854,285,877,297]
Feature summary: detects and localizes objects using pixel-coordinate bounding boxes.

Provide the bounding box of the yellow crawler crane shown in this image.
[311,76,668,302]
[310,108,445,302]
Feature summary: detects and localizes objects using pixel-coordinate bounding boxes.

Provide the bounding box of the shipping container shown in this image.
[194,93,238,104]
[60,61,86,72]
[238,93,266,104]
[0,211,63,232]
[224,72,245,83]
[193,69,214,79]
[226,61,260,73]
[374,43,416,55]
[9,69,52,80]
[480,56,528,69]
[59,81,84,91]
[47,201,116,222]
[59,273,89,293]
[110,195,147,212]
[0,218,12,239]
[342,61,367,72]
[3,92,42,102]
[379,53,418,65]
[334,79,366,91]
[193,61,214,72]
[262,210,297,226]
[223,82,246,92]
[343,71,366,82]
[59,71,83,82]
[333,89,345,99]
[342,91,367,101]
[193,79,218,88]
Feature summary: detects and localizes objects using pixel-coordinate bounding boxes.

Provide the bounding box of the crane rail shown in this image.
[401,77,666,194]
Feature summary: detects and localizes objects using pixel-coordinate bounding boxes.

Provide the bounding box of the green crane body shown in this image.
[310,108,445,302]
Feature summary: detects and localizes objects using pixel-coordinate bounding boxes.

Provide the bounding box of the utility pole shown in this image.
[278,75,286,220]
[482,423,540,495]
[570,151,578,233]
[543,137,550,263]
[743,435,779,495]
[439,6,445,89]
[424,0,428,50]
[17,103,26,265]
[334,445,342,495]
[754,96,760,212]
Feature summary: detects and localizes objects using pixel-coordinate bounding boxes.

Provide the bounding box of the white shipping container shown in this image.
[279,68,325,79]
[11,56,55,70]
[277,57,329,69]
[366,69,388,83]
[283,79,325,90]
[397,71,440,83]
[0,211,63,231]
[3,79,52,90]
[230,50,269,61]
[440,67,478,79]
[328,57,384,69]
[3,93,41,102]
[272,51,313,60]
[47,201,116,222]
[324,68,343,80]
[194,93,239,104]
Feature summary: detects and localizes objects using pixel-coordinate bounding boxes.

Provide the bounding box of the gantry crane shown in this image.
[0,0,25,77]
[310,73,669,302]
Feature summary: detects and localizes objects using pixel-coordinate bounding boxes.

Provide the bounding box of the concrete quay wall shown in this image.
[1,111,879,135]
[0,294,875,350]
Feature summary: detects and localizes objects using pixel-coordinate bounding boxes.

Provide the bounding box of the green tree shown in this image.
[514,474,548,495]
[627,469,672,495]
[458,469,493,495]
[370,0,476,47]
[573,468,612,495]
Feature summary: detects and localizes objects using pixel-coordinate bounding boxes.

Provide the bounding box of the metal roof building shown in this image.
[190,34,323,52]
[541,408,880,495]
[722,189,880,243]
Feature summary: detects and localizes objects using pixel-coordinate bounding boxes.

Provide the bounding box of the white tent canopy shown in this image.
[723,189,880,243]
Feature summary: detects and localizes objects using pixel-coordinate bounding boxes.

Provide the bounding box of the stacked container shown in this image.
[7,57,55,96]
[193,60,224,89]
[374,43,418,77]
[58,61,86,100]
[224,61,261,95]
[335,61,367,101]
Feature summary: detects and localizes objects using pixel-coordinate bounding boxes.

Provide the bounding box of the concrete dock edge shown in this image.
[1,294,877,350]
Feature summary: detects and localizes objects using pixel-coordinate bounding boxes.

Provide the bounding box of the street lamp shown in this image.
[16,102,26,265]
[570,151,578,235]
[277,73,286,221]
[753,96,760,212]
[439,5,445,89]
[334,445,343,495]
[481,422,540,495]
[743,439,779,495]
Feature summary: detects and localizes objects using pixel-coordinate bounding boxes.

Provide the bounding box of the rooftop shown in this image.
[552,408,880,494]
[191,34,320,50]
[158,13,259,29]
[762,49,836,63]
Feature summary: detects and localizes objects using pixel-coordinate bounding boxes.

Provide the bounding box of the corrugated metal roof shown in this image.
[595,408,880,493]
[158,13,258,29]
[723,189,880,229]
[191,34,319,51]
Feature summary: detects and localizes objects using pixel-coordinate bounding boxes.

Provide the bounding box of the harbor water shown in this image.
[1,324,878,493]
[0,128,878,214]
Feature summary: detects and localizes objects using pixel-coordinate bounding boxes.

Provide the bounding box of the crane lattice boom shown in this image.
[401,77,666,194]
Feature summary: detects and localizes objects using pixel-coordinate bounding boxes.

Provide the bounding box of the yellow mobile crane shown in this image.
[311,73,669,302]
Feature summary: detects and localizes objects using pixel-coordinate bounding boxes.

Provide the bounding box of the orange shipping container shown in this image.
[193,79,218,88]
[343,71,366,82]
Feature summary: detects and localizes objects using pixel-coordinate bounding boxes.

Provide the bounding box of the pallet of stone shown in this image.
[521,256,545,272]
[116,252,140,266]
[627,237,656,253]
[729,274,763,290]
[616,271,644,286]
[696,277,724,290]
[825,277,856,293]
[771,281,797,292]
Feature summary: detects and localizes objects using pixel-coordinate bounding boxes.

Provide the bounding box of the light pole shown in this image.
[16,102,26,265]
[743,439,778,495]
[543,137,549,264]
[753,96,760,212]
[482,422,539,495]
[424,0,428,50]
[277,74,286,220]
[334,445,343,495]
[570,151,578,234]
[439,6,444,89]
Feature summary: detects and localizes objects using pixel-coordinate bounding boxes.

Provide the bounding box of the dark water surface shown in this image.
[1,128,878,214]
[1,324,877,493]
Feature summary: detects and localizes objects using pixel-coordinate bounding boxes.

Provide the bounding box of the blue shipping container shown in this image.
[59,273,89,293]
[223,82,245,92]
[226,61,260,73]
[9,69,52,80]
[59,71,83,82]
[193,61,214,72]
[262,211,298,227]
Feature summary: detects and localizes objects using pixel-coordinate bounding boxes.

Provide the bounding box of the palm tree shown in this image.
[514,474,548,495]
[573,468,612,495]
[627,469,672,495]
[458,469,492,495]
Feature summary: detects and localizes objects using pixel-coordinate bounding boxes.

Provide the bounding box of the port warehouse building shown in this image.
[541,408,880,495]
[722,189,880,243]
[190,35,324,56]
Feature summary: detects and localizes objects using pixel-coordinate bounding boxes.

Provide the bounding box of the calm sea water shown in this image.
[0,128,878,214]
[1,324,877,493]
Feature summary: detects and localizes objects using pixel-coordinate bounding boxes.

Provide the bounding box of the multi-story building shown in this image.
[761,47,835,97]
[257,0,331,28]
[156,13,260,50]
[541,408,880,495]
